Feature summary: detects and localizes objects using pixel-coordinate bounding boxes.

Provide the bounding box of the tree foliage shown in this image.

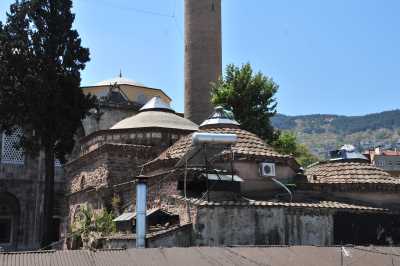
[0,0,96,247]
[71,207,116,249]
[273,132,319,167]
[211,63,279,142]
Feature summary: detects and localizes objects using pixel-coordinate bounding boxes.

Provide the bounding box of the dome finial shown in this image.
[199,106,240,128]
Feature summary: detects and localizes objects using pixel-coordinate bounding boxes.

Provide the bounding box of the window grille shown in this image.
[55,159,61,167]
[1,128,24,165]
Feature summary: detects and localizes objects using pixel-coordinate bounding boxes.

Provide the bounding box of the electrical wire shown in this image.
[85,0,184,41]
[89,0,174,18]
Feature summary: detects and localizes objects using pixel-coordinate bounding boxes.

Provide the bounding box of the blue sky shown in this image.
[1,0,399,116]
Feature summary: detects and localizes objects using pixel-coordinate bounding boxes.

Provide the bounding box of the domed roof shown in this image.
[95,76,144,87]
[110,97,198,131]
[143,109,298,173]
[305,160,400,185]
[156,126,293,162]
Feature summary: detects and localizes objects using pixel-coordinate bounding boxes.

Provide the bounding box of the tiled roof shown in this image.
[170,195,390,213]
[2,246,400,266]
[305,160,400,185]
[144,126,298,172]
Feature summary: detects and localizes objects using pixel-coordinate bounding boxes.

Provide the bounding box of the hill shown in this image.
[271,110,400,158]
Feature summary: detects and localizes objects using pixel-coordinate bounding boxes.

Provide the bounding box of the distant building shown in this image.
[81,75,172,135]
[364,148,400,177]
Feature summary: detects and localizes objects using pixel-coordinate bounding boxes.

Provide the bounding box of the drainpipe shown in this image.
[136,176,147,248]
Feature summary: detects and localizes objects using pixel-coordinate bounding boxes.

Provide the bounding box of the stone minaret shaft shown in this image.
[184,0,222,124]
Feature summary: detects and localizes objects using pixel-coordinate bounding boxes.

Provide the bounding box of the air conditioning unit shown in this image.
[259,162,276,177]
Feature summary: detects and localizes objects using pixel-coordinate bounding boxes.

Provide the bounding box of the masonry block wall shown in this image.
[192,206,333,246]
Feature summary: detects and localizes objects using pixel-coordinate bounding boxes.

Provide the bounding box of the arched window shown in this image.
[0,204,13,244]
[0,193,20,246]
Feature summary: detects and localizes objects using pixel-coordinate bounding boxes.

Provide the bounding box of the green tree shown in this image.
[273,132,319,167]
[0,0,96,247]
[211,63,279,142]
[71,207,116,249]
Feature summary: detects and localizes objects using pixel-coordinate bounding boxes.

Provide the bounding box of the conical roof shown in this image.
[139,96,173,112]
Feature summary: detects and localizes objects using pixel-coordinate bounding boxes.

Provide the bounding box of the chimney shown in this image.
[135,177,147,248]
[184,0,222,124]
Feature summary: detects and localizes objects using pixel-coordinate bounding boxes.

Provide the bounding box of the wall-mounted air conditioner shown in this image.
[259,162,276,177]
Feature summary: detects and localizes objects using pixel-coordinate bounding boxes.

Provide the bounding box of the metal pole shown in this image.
[341,246,344,266]
[204,145,209,201]
[230,148,234,182]
[136,178,147,248]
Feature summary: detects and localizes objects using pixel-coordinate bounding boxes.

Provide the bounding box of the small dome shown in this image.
[95,76,144,87]
[200,106,240,128]
[110,97,198,131]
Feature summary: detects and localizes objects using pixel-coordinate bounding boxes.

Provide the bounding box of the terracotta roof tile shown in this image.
[169,195,390,213]
[305,160,400,185]
[144,126,298,172]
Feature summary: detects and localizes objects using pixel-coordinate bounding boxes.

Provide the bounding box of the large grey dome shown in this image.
[110,97,198,131]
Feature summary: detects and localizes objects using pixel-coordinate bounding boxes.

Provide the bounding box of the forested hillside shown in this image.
[271,110,400,158]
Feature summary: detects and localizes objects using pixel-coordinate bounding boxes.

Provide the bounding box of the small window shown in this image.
[1,128,25,165]
[0,217,12,244]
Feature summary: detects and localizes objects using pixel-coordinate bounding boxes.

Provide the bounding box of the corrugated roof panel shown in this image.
[113,213,135,222]
[2,246,400,266]
[205,174,243,182]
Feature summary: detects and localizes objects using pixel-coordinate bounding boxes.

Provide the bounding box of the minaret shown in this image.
[184,0,222,124]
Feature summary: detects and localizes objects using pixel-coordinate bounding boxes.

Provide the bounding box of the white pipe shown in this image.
[136,180,147,248]
[191,132,237,145]
[271,178,293,202]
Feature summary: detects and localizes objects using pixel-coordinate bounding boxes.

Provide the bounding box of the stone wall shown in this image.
[0,154,65,251]
[80,128,190,157]
[82,108,137,136]
[66,144,159,238]
[193,206,333,246]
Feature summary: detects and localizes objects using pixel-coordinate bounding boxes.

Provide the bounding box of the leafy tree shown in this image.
[0,0,96,247]
[71,207,116,249]
[273,132,319,167]
[211,63,279,142]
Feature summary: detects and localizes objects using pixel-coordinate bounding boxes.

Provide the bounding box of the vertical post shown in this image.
[340,246,344,266]
[136,177,147,248]
[203,145,209,201]
[230,148,234,182]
